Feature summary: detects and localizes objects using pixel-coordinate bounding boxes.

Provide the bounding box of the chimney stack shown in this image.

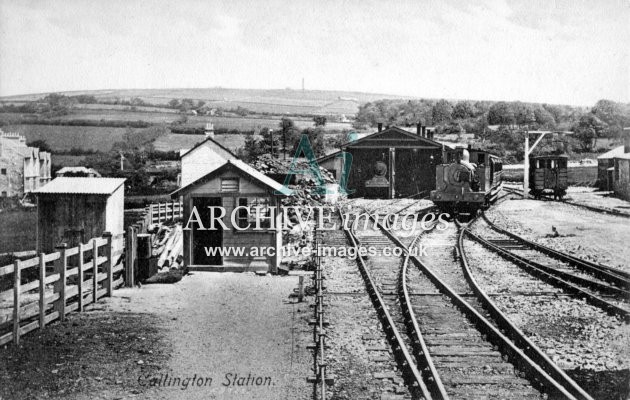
[416,123,422,136]
[421,126,426,137]
[205,122,214,138]
[624,134,630,154]
[427,129,434,140]
[377,122,383,132]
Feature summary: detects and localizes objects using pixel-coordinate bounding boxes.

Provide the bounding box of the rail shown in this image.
[457,220,594,400]
[375,215,582,400]
[466,220,629,322]
[0,232,125,346]
[481,213,630,285]
[341,208,432,399]
[308,229,332,400]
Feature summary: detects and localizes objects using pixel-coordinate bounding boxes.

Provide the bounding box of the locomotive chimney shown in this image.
[377,122,383,132]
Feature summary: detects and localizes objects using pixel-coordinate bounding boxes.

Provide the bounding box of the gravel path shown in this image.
[101,272,312,400]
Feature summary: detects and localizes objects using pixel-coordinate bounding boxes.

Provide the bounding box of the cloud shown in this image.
[0,0,627,105]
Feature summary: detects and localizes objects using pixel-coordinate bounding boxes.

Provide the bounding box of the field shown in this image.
[1,87,410,115]
[3,124,144,152]
[0,209,37,253]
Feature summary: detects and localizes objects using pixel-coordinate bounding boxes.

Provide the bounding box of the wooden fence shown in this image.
[0,232,125,346]
[148,201,183,225]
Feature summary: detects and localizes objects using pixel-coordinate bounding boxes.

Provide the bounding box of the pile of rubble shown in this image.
[252,154,339,218]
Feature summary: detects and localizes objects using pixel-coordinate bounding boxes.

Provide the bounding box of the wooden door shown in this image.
[192,197,223,265]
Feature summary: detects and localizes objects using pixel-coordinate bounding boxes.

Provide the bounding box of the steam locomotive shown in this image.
[430,147,503,214]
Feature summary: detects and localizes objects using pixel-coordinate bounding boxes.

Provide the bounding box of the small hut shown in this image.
[34,177,125,253]
[171,159,291,273]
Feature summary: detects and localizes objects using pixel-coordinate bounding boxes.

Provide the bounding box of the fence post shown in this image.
[92,239,98,303]
[103,232,113,296]
[78,243,84,312]
[38,253,46,329]
[13,259,21,345]
[54,244,68,322]
[125,226,136,287]
[170,200,176,221]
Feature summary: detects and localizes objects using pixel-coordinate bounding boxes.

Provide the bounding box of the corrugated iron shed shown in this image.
[35,177,126,195]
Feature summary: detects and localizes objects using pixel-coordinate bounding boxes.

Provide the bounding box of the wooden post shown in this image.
[13,259,21,345]
[298,276,304,302]
[38,253,46,329]
[171,200,176,221]
[54,244,68,321]
[92,239,98,303]
[125,226,136,287]
[103,232,113,296]
[78,243,84,312]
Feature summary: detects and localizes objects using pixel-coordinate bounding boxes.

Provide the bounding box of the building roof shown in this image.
[344,126,444,149]
[597,145,627,159]
[172,159,292,197]
[179,136,238,159]
[615,154,630,160]
[35,177,125,195]
[56,166,101,176]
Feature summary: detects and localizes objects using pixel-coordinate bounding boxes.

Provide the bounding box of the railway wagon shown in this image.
[529,154,568,199]
[431,148,503,214]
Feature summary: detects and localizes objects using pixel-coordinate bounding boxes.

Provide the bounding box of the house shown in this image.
[56,166,101,178]
[34,177,125,253]
[178,124,238,187]
[171,159,291,274]
[613,154,630,201]
[597,145,628,190]
[0,131,51,198]
[318,124,445,198]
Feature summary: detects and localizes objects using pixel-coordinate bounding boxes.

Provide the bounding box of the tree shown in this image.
[487,102,516,126]
[432,99,453,124]
[167,99,180,109]
[313,115,327,127]
[512,102,536,127]
[452,101,475,120]
[297,127,326,156]
[533,106,555,128]
[574,127,596,152]
[242,135,264,162]
[26,139,52,153]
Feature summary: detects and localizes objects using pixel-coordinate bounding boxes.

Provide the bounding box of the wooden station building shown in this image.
[172,159,291,274]
[318,125,444,198]
[34,177,125,253]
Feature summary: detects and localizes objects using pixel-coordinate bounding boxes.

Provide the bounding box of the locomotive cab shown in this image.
[431,147,503,214]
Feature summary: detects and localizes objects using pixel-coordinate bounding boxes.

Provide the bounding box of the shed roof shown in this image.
[171,159,292,197]
[35,177,126,195]
[597,145,627,159]
[343,126,444,149]
[615,154,630,160]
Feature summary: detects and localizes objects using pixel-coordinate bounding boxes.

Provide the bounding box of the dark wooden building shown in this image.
[172,159,290,274]
[34,177,125,253]
[319,125,444,198]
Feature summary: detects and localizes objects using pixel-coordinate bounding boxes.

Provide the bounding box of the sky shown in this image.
[0,0,628,106]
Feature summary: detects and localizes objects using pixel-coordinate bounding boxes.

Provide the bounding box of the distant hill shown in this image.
[0,87,416,116]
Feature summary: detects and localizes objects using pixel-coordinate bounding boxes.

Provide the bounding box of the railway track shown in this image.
[342,205,590,399]
[502,186,630,219]
[465,215,630,321]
